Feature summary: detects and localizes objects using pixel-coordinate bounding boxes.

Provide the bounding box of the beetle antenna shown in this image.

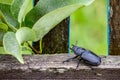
[71,41,78,47]
[70,47,72,50]
[70,47,74,52]
[71,44,75,46]
[75,41,78,45]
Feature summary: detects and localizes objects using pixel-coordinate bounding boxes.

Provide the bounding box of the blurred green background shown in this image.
[70,0,107,56]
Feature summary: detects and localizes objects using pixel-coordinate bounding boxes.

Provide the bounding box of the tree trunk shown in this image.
[42,18,69,54]
[110,0,120,55]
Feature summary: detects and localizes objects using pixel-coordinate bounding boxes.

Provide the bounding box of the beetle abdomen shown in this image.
[81,50,101,66]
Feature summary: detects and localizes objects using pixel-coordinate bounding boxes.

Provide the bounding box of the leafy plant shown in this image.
[0,0,94,63]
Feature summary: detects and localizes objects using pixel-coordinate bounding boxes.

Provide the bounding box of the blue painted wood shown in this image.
[107,0,110,55]
[68,17,70,54]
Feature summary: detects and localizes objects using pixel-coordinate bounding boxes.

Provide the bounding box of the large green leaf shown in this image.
[16,27,36,44]
[0,3,19,29]
[0,0,14,5]
[24,0,71,27]
[25,0,94,28]
[11,0,32,23]
[32,0,94,41]
[3,32,24,64]
[11,0,24,21]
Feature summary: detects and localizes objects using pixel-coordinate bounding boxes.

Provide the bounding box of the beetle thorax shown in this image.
[71,45,85,55]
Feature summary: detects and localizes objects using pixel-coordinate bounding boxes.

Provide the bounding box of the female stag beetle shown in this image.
[63,45,101,68]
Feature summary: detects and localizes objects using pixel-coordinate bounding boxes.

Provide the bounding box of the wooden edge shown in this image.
[0,54,120,71]
[0,54,120,79]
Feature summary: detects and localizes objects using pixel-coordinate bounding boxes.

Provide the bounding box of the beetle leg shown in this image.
[63,55,79,63]
[76,58,82,69]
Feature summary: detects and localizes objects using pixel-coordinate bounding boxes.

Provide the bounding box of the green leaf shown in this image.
[32,0,94,41]
[11,0,24,21]
[0,22,8,32]
[3,32,24,64]
[0,43,33,55]
[0,3,19,30]
[24,0,71,27]
[25,0,94,28]
[0,22,8,45]
[16,27,36,44]
[21,50,32,55]
[0,10,17,31]
[0,46,32,55]
[21,45,33,55]
[0,0,14,5]
[11,0,32,23]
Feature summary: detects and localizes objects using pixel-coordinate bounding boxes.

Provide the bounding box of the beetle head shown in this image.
[71,44,85,55]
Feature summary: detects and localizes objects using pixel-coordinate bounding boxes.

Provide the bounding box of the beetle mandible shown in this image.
[63,45,101,68]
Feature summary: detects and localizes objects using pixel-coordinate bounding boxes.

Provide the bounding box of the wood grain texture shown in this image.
[110,0,120,55]
[42,18,69,54]
[0,54,120,79]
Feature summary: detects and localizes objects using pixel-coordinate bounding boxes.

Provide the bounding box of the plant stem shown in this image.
[40,39,42,54]
[26,41,40,54]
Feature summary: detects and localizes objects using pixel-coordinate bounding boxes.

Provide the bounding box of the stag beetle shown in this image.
[63,45,101,68]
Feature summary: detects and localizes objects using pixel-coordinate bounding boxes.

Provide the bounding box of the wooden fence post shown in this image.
[42,18,69,54]
[110,0,120,55]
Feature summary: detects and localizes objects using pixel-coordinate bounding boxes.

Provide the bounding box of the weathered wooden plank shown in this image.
[0,54,120,80]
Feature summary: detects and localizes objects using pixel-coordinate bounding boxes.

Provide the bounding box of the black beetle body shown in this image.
[63,45,101,68]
